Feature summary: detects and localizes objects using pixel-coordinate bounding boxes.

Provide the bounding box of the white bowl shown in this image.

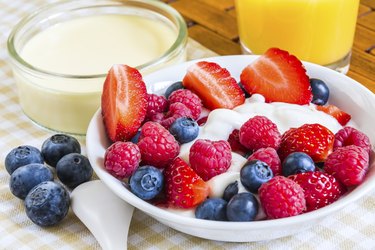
[86,55,375,242]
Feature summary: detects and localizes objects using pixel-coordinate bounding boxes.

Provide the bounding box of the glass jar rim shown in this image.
[7,0,188,80]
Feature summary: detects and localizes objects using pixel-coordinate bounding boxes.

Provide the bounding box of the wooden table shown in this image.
[164,0,375,92]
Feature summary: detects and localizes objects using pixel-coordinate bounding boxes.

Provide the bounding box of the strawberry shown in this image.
[288,172,346,211]
[164,157,209,208]
[315,104,351,126]
[101,64,148,142]
[240,48,312,105]
[278,123,335,162]
[182,61,245,110]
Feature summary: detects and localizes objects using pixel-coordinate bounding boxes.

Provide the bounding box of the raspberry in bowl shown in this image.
[86,49,375,242]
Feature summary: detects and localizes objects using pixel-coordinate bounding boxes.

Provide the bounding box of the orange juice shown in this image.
[235,0,359,66]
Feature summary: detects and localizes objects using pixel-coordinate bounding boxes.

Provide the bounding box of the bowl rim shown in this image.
[7,0,187,80]
[86,54,375,232]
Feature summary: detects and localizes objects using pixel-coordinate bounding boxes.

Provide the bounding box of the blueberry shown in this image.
[223,181,239,201]
[9,163,53,199]
[130,130,141,144]
[164,81,184,99]
[195,198,228,221]
[238,82,250,98]
[41,134,81,168]
[310,78,330,105]
[129,165,164,200]
[226,192,259,222]
[24,181,70,227]
[282,152,315,176]
[240,160,273,193]
[5,145,44,174]
[56,153,93,189]
[169,117,199,144]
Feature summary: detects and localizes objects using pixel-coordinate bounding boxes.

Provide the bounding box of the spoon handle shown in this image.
[71,180,134,250]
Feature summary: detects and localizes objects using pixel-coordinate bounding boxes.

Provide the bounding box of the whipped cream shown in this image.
[163,94,347,218]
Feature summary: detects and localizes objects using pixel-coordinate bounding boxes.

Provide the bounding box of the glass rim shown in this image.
[7,0,188,80]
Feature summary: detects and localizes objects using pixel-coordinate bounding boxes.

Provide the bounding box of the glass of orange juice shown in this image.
[235,0,359,73]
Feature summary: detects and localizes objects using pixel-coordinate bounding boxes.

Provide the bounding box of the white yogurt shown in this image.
[164,94,346,218]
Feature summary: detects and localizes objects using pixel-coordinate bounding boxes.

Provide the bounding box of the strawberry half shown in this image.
[316,104,351,126]
[240,48,312,104]
[278,123,335,162]
[101,64,148,142]
[164,157,209,208]
[182,61,245,110]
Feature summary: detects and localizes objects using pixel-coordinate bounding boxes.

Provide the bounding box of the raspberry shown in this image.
[239,115,281,151]
[160,102,193,129]
[145,94,168,120]
[289,172,346,211]
[168,89,202,120]
[197,116,208,126]
[227,129,248,156]
[333,126,371,154]
[148,112,165,123]
[104,141,141,179]
[259,176,306,219]
[138,121,180,168]
[248,147,281,176]
[324,145,369,187]
[189,139,232,181]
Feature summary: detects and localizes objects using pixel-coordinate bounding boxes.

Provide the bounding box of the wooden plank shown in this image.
[350,48,375,82]
[347,70,375,93]
[353,25,375,51]
[358,11,375,32]
[358,4,372,16]
[188,24,241,55]
[361,0,375,9]
[170,0,239,40]
[198,0,235,11]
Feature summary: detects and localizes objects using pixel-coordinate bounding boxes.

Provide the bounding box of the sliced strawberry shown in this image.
[182,61,245,110]
[316,104,351,126]
[164,157,209,208]
[240,48,312,105]
[101,64,148,142]
[278,123,335,162]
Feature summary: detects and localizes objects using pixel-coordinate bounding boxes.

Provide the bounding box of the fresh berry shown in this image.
[182,61,245,110]
[282,152,315,177]
[148,112,165,123]
[5,145,44,174]
[104,141,141,179]
[310,78,330,105]
[130,130,141,144]
[239,115,281,151]
[259,176,306,219]
[9,163,53,199]
[226,192,259,222]
[227,129,248,156]
[168,89,202,120]
[101,64,148,142]
[138,122,179,168]
[164,157,209,208]
[240,160,273,193]
[129,165,164,200]
[316,104,351,126]
[41,134,81,168]
[189,139,232,181]
[289,172,346,211]
[164,81,184,99]
[223,181,239,201]
[240,48,312,104]
[160,102,193,129]
[169,117,199,144]
[197,116,208,126]
[24,181,70,227]
[145,94,168,120]
[278,123,335,162]
[248,147,282,176]
[56,153,93,189]
[324,145,369,187]
[195,198,228,221]
[333,126,371,154]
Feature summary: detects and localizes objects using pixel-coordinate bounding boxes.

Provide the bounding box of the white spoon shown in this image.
[70,180,134,250]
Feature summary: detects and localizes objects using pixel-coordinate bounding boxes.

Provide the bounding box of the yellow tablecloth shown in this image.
[1,1,375,249]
